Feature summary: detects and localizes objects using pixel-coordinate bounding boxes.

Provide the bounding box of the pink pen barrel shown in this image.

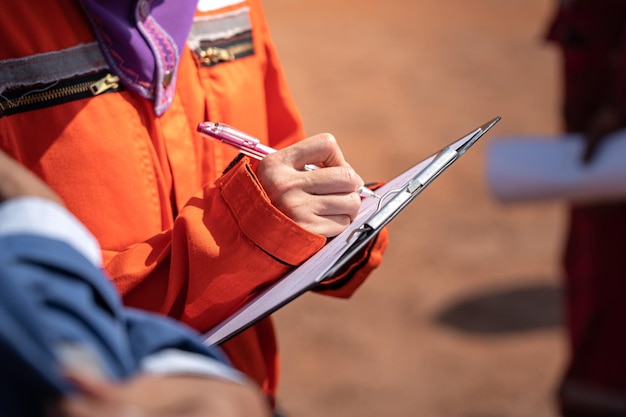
[197,121,276,159]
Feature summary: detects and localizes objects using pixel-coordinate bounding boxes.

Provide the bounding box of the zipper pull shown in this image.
[89,73,120,95]
[199,47,235,65]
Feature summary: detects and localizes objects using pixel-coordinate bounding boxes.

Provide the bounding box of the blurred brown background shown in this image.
[263,0,567,416]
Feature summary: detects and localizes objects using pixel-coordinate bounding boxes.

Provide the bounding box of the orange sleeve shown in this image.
[106,158,326,332]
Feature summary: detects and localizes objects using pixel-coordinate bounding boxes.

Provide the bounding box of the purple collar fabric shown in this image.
[79,0,198,115]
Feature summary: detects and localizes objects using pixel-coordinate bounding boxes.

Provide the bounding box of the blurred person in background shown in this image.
[0,0,388,413]
[545,0,626,415]
[0,149,270,417]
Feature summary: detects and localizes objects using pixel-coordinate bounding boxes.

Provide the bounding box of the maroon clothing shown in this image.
[546,0,626,131]
[546,1,626,415]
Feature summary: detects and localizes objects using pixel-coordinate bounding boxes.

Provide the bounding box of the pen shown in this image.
[197,121,379,198]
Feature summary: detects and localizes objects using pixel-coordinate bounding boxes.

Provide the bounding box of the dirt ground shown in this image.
[261,0,569,416]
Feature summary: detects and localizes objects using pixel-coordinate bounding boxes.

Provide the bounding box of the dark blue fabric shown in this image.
[0,233,228,416]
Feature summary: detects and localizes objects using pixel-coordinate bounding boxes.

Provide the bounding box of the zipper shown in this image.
[197,39,255,66]
[89,73,120,95]
[198,47,236,64]
[0,71,122,118]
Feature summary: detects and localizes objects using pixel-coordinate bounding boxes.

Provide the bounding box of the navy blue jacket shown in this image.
[0,233,230,416]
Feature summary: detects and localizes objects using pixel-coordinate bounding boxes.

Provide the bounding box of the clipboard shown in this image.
[203,116,501,346]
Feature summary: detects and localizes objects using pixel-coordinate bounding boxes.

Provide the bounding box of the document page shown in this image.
[487,129,626,204]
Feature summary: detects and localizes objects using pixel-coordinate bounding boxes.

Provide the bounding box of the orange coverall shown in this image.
[0,0,388,402]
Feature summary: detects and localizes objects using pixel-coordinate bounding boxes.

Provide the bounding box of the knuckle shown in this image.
[348,191,361,206]
[314,133,338,153]
[338,166,359,186]
[347,195,361,219]
[317,132,336,144]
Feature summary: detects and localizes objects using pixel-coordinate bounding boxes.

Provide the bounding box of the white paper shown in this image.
[486,129,626,204]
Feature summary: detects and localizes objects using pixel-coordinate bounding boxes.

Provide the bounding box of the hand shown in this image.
[50,369,271,417]
[582,106,626,164]
[0,149,63,205]
[255,133,364,237]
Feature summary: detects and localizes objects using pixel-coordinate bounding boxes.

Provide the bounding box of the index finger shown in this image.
[282,133,350,169]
